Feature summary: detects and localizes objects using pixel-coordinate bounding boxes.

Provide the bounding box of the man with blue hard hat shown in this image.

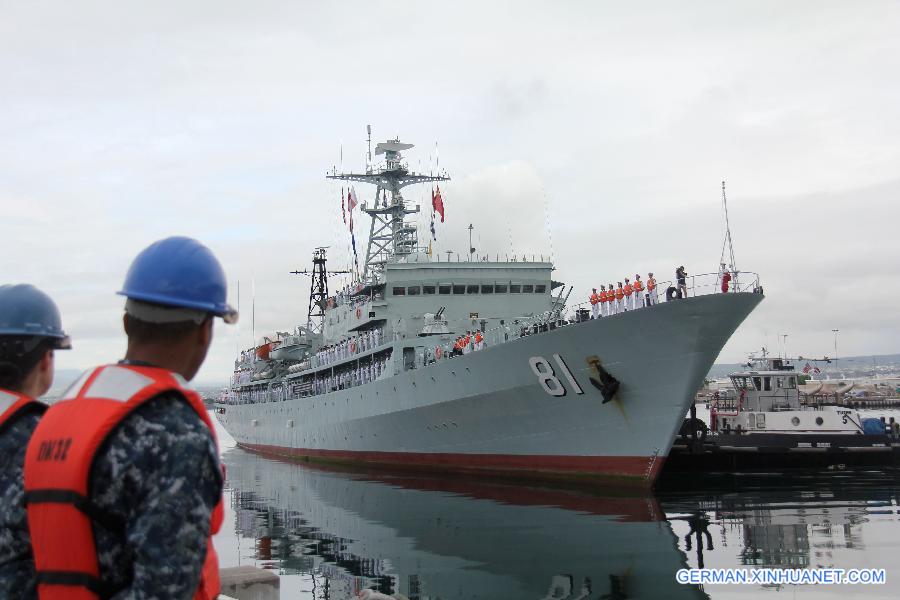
[24,237,236,600]
[0,284,70,599]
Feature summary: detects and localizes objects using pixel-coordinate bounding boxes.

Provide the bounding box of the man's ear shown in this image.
[198,317,213,347]
[123,312,131,336]
[39,348,54,375]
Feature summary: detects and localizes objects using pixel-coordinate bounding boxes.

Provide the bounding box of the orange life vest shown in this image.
[599,290,607,302]
[633,279,644,292]
[475,332,483,344]
[24,364,222,600]
[0,389,46,435]
[623,283,633,296]
[589,293,600,305]
[647,277,657,291]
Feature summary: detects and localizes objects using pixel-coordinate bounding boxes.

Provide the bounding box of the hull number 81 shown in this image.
[529,354,584,397]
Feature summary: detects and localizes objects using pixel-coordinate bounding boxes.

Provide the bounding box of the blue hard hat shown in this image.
[118,237,238,323]
[0,284,72,349]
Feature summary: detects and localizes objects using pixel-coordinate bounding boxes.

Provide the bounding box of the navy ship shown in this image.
[215,130,763,487]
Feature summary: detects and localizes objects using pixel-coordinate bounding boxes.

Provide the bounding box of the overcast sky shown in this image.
[2,1,898,385]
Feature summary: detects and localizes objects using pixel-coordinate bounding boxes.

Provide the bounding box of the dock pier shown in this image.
[219,566,280,600]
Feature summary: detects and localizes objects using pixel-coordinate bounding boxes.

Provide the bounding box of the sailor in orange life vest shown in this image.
[589,288,600,319]
[632,274,645,309]
[607,283,615,315]
[0,285,71,598]
[623,278,634,311]
[646,273,658,306]
[598,285,609,317]
[614,282,625,315]
[24,237,237,600]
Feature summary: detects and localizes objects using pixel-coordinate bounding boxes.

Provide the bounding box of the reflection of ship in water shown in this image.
[224,448,708,600]
[662,471,900,575]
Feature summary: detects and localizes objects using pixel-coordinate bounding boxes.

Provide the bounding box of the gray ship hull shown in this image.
[217,293,761,487]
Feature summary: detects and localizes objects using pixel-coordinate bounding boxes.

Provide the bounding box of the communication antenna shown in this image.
[719,181,738,286]
[366,124,372,169]
[251,276,256,348]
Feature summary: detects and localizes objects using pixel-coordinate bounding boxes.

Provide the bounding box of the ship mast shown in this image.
[291,247,350,335]
[327,126,449,284]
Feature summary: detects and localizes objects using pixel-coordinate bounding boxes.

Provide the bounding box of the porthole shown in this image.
[791,417,800,426]
[816,416,824,426]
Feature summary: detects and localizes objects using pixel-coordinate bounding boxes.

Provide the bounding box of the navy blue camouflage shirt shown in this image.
[89,392,223,599]
[0,410,41,600]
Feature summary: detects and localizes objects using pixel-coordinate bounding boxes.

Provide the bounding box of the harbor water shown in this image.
[212,414,900,600]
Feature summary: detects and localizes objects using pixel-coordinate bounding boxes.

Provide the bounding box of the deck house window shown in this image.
[392,287,406,296]
[495,283,508,293]
[439,284,451,295]
[510,284,521,293]
[466,284,479,294]
[522,284,534,293]
[752,377,762,391]
[407,286,421,296]
[452,284,465,294]
[763,377,772,391]
[481,285,494,294]
[535,284,546,293]
[423,285,436,295]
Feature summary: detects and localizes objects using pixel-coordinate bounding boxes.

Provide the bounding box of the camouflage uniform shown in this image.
[0,411,41,600]
[89,392,222,599]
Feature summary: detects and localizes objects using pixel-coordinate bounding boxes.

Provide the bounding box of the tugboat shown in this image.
[214,127,764,488]
[667,351,900,471]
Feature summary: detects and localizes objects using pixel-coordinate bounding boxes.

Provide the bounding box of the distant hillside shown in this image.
[707,353,900,380]
[45,368,225,401]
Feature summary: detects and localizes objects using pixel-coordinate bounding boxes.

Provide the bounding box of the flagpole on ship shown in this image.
[720,180,738,288]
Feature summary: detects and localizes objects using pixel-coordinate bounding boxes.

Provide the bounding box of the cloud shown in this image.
[2,1,899,384]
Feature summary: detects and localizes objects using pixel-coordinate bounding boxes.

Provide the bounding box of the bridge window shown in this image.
[481,285,494,294]
[495,283,508,293]
[763,377,772,391]
[423,285,436,295]
[466,284,479,294]
[522,284,534,293]
[510,284,521,293]
[788,377,796,388]
[392,287,406,296]
[439,284,451,294]
[535,284,546,293]
[752,377,762,390]
[407,286,421,296]
[452,285,465,294]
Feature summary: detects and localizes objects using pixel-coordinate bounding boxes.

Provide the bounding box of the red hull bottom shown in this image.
[239,443,666,488]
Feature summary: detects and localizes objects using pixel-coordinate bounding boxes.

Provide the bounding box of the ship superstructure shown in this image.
[216,131,764,487]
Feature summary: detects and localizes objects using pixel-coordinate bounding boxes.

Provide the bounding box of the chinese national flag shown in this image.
[432,186,445,222]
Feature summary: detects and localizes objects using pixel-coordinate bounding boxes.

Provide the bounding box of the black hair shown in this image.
[0,336,54,392]
[124,315,209,345]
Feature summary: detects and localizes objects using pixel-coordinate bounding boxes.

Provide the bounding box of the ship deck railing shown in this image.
[219,270,762,405]
[565,270,762,317]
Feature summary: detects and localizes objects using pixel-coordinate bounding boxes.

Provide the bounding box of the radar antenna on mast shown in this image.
[327,125,450,284]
